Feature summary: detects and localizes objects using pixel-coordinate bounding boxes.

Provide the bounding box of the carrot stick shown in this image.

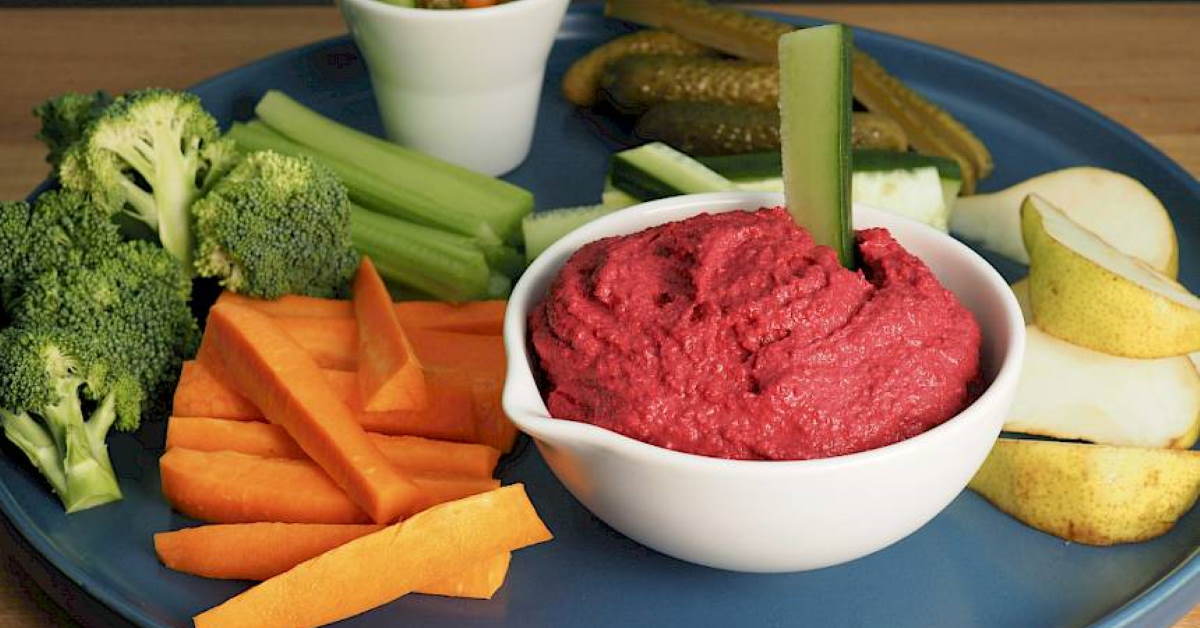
[420,551,511,599]
[161,448,369,524]
[166,417,500,478]
[466,376,520,454]
[276,317,506,380]
[160,448,500,525]
[205,303,423,523]
[216,292,506,335]
[192,484,551,628]
[174,361,260,420]
[353,258,427,412]
[175,361,481,442]
[154,523,512,599]
[156,524,384,581]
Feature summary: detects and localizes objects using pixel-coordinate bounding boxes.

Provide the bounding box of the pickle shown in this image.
[562,30,715,106]
[851,111,908,152]
[635,102,779,155]
[605,0,788,64]
[600,54,778,114]
[635,102,907,156]
[605,0,993,192]
[852,50,993,192]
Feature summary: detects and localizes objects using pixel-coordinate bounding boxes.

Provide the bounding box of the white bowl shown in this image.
[503,192,1025,573]
[338,0,569,176]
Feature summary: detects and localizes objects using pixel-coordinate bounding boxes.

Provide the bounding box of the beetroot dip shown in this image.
[528,208,982,461]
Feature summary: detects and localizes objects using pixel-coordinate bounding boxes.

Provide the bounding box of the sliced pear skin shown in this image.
[1022,194,1200,358]
[969,438,1200,545]
[1006,326,1200,449]
[950,167,1178,275]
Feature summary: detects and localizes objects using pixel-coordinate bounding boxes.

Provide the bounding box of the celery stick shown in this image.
[349,204,492,301]
[255,91,533,245]
[227,121,501,244]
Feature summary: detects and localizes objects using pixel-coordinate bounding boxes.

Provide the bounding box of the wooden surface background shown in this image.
[0,2,1198,627]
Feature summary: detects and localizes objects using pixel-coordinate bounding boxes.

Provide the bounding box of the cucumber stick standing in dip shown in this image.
[779,24,854,268]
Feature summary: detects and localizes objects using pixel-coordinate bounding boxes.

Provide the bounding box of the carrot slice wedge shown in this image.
[160,448,499,524]
[192,484,551,628]
[153,523,512,599]
[205,303,423,523]
[353,258,427,412]
[175,360,482,442]
[275,317,506,380]
[216,292,507,335]
[166,416,499,477]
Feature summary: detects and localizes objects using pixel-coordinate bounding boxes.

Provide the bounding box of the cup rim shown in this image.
[503,191,1026,475]
[339,0,566,21]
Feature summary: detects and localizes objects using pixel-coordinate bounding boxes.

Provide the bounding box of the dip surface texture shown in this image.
[529,208,982,460]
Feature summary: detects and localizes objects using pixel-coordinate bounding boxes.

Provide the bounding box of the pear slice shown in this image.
[951,167,1177,275]
[1006,325,1200,448]
[1023,194,1200,358]
[969,438,1200,545]
[1011,278,1032,322]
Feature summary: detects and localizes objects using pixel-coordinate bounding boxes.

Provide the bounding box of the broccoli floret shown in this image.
[0,193,198,513]
[0,191,123,309]
[57,88,239,269]
[192,150,358,299]
[10,241,198,423]
[33,91,112,169]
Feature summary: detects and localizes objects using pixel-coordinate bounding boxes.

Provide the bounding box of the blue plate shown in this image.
[7,5,1200,627]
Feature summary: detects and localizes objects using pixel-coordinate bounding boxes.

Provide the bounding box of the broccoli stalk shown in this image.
[57,88,239,269]
[0,333,124,512]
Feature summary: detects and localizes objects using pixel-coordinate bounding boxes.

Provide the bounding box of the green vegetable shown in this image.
[33,91,112,169]
[253,91,532,245]
[610,142,734,200]
[605,0,991,190]
[698,149,963,209]
[635,102,780,156]
[854,149,962,209]
[562,30,714,107]
[225,121,498,246]
[56,89,240,269]
[0,191,198,512]
[779,24,854,267]
[523,204,624,263]
[605,0,792,64]
[349,204,495,302]
[599,54,778,114]
[192,151,359,299]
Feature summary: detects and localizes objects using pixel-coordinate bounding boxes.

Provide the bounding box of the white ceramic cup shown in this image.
[339,0,569,176]
[503,192,1026,573]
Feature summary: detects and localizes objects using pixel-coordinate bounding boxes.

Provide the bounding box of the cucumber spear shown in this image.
[779,24,854,268]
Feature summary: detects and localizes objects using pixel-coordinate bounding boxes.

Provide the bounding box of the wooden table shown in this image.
[0,3,1197,626]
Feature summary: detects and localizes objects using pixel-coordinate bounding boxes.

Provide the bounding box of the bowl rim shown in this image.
[339,0,567,21]
[503,191,1026,474]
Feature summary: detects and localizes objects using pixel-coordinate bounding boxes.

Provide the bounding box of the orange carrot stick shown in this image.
[175,360,481,442]
[166,416,500,477]
[275,317,506,380]
[173,361,260,420]
[205,304,423,523]
[160,448,500,525]
[156,524,384,581]
[153,523,512,599]
[353,258,427,412]
[192,485,551,628]
[216,292,506,335]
